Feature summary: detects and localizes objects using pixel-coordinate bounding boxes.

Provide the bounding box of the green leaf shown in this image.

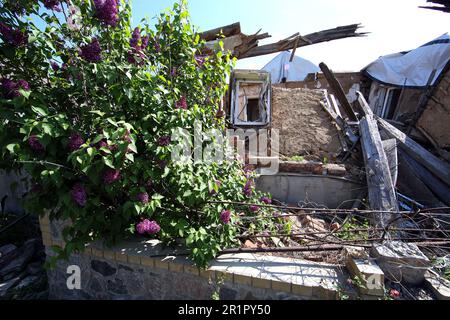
[125,153,134,162]
[106,118,118,127]
[128,143,137,153]
[32,106,47,116]
[103,157,114,168]
[6,143,19,154]
[91,135,104,144]
[18,89,31,99]
[87,147,95,157]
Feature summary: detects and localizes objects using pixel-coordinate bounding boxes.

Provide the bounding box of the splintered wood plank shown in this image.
[357,92,398,227]
[377,117,450,185]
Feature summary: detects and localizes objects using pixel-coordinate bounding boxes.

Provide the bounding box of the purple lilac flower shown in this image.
[80,38,102,63]
[93,0,119,27]
[68,133,84,151]
[136,192,149,204]
[0,22,27,47]
[17,80,30,91]
[249,205,259,212]
[153,37,161,53]
[51,61,60,71]
[220,210,231,224]
[175,95,187,110]
[71,183,87,207]
[170,67,177,78]
[1,79,31,99]
[157,136,171,147]
[146,220,160,234]
[141,36,149,50]
[194,55,206,68]
[136,221,147,234]
[43,0,62,12]
[157,160,167,170]
[1,79,18,99]
[260,196,271,204]
[28,135,44,152]
[130,27,141,48]
[136,219,160,235]
[103,169,121,184]
[243,180,253,197]
[128,30,149,65]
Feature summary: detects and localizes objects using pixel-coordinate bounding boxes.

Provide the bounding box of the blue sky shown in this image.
[132,0,449,71]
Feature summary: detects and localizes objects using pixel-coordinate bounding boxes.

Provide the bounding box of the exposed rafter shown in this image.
[419,0,450,13]
[200,23,368,59]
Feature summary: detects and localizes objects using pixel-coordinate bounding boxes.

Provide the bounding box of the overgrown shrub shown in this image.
[0,0,279,268]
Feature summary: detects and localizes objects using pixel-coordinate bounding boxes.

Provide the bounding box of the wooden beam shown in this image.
[319,62,358,121]
[399,150,450,206]
[239,24,367,59]
[382,139,398,187]
[200,22,242,41]
[377,117,450,185]
[357,92,398,228]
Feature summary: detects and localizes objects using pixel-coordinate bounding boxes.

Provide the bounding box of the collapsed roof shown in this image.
[362,33,450,87]
[419,0,450,13]
[200,22,367,60]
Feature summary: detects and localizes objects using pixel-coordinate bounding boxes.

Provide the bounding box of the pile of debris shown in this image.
[0,212,47,300]
[0,239,47,300]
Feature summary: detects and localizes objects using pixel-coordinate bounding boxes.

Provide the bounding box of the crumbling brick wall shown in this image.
[271,87,341,159]
[417,68,450,150]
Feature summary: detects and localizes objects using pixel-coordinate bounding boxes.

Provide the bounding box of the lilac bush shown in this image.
[0,0,276,268]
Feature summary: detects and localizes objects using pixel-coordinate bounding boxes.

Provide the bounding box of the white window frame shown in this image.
[231,80,271,126]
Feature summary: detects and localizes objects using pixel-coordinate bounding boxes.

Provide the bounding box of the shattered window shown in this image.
[230,70,271,126]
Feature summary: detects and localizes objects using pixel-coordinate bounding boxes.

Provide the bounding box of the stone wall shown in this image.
[40,215,351,300]
[271,87,341,158]
[417,68,450,150]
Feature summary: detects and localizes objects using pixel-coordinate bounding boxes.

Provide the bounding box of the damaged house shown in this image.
[200,19,450,299]
[362,33,450,207]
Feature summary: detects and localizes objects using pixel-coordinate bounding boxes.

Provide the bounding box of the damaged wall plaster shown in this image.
[271,87,341,158]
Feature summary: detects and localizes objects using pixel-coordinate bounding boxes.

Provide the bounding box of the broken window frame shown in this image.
[230,71,271,127]
[380,87,401,120]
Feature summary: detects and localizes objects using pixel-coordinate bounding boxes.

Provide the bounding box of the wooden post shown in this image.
[377,117,450,185]
[357,92,398,228]
[319,62,358,121]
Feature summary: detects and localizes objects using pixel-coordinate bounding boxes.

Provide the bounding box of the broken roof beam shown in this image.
[319,62,358,121]
[419,0,450,13]
[239,24,368,59]
[200,22,242,41]
[377,117,450,185]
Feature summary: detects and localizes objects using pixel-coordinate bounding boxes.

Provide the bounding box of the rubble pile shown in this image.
[0,216,47,300]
